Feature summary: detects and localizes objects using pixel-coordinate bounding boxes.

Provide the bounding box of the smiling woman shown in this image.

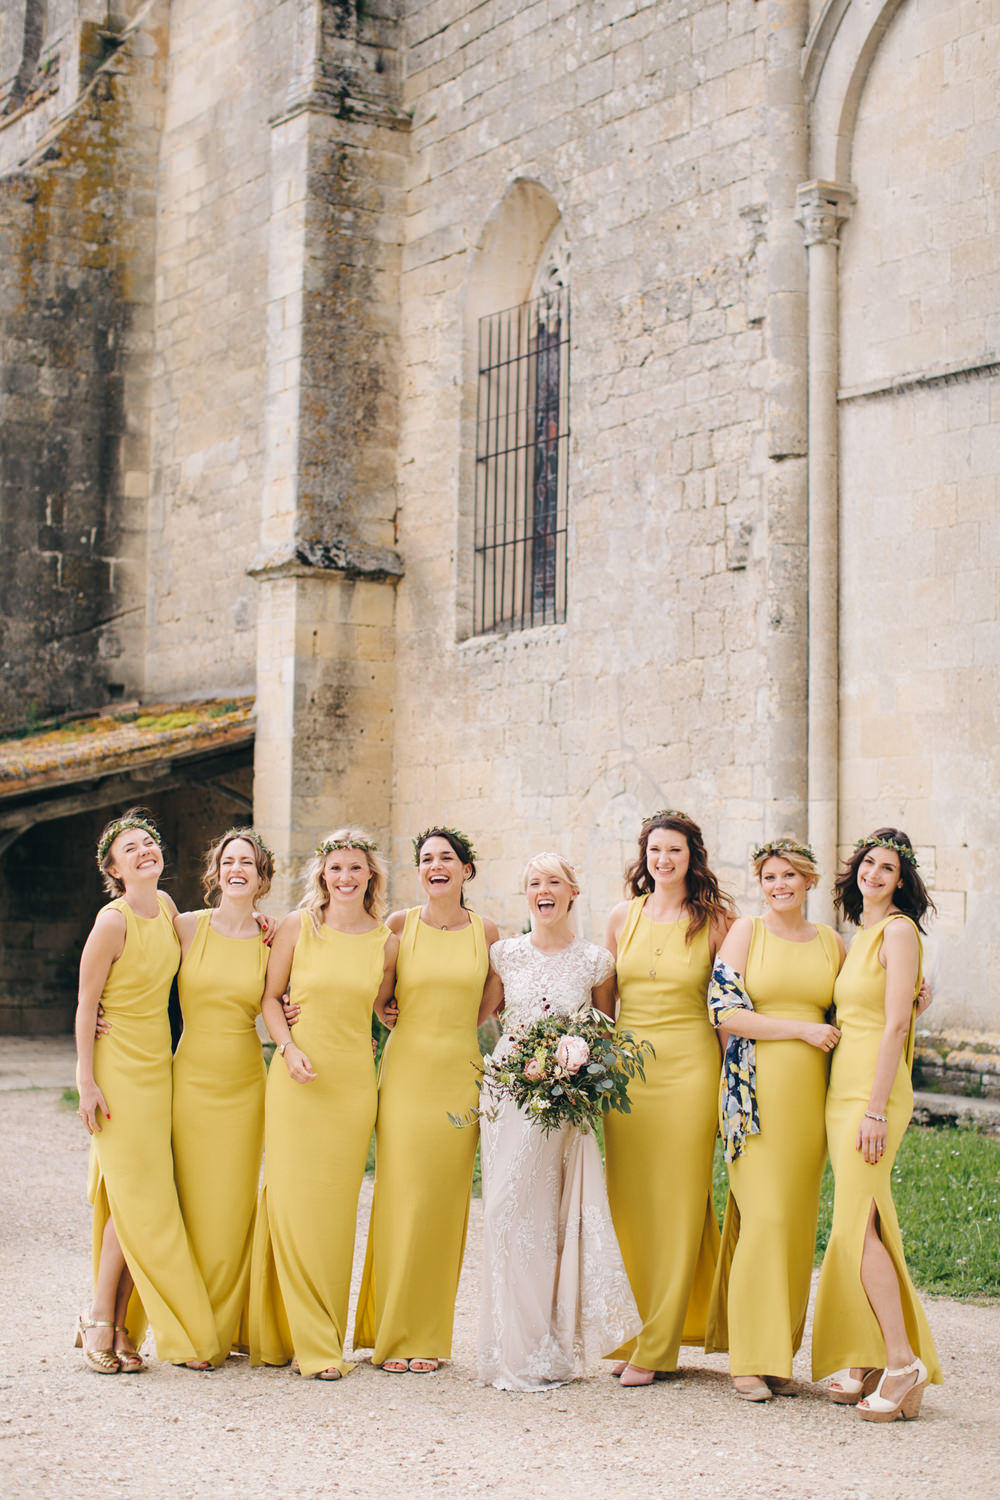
[170,829,273,1368]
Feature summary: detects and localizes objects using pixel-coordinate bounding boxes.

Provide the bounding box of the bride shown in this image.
[476,852,641,1390]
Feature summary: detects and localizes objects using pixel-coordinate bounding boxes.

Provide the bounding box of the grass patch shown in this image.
[61,1087,79,1109]
[712,1124,1000,1302]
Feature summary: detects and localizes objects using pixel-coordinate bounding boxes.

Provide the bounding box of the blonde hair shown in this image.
[522,851,580,905]
[752,843,819,888]
[202,829,274,907]
[300,829,387,926]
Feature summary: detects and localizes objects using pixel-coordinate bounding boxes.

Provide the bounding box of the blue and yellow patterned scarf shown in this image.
[707,957,760,1163]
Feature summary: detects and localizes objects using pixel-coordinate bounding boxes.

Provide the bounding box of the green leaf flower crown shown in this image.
[642,808,692,826]
[412,826,477,864]
[220,827,275,864]
[315,837,378,856]
[96,816,162,867]
[855,833,919,868]
[751,838,816,865]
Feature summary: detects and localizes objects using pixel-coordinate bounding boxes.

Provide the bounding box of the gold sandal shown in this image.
[114,1325,145,1373]
[75,1314,120,1375]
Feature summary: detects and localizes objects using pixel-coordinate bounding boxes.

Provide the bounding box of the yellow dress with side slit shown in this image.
[83,895,219,1365]
[250,916,386,1378]
[353,907,488,1363]
[172,910,268,1361]
[705,918,839,1376]
[603,897,721,1371]
[811,914,942,1383]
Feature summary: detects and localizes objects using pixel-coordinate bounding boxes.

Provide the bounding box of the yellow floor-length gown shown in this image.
[250,916,387,1378]
[84,896,219,1364]
[172,911,268,1362]
[354,908,488,1362]
[705,919,839,1376]
[812,914,942,1382]
[604,898,721,1370]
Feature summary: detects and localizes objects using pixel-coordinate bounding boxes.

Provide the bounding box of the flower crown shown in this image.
[855,834,918,868]
[643,808,691,826]
[316,837,378,856]
[220,828,275,864]
[412,826,477,865]
[96,816,161,867]
[751,838,816,865]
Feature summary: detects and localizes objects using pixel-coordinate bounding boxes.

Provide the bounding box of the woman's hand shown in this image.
[94,1004,111,1039]
[77,1079,111,1135]
[915,977,933,1018]
[800,1021,841,1052]
[281,994,301,1026]
[255,912,278,946]
[381,997,399,1029]
[856,1110,888,1165]
[283,1044,317,1084]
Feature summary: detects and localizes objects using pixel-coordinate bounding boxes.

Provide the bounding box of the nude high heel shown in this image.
[74,1314,120,1374]
[858,1359,928,1422]
[826,1367,881,1405]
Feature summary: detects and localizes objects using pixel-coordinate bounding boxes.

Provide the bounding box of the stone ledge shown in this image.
[248,538,404,585]
[913,1029,1000,1103]
[912,1090,1000,1139]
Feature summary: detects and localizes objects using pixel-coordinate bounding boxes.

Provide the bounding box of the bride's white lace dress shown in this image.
[477,934,642,1390]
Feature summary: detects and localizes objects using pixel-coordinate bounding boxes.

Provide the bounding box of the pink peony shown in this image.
[554,1035,590,1075]
[524,1058,544,1080]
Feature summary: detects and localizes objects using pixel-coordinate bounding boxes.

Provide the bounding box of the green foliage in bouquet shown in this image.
[448,1006,654,1137]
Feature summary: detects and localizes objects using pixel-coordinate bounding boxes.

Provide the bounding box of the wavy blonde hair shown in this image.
[752,842,818,888]
[300,829,388,927]
[522,851,580,907]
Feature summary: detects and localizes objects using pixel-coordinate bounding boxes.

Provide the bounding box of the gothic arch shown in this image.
[803,0,909,182]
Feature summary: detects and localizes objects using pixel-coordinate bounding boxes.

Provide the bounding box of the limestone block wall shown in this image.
[0,4,167,730]
[837,0,1000,1025]
[141,0,291,700]
[390,0,772,937]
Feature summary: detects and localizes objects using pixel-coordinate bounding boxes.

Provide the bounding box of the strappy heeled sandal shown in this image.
[826,1367,881,1405]
[114,1325,145,1373]
[858,1359,927,1423]
[74,1314,120,1375]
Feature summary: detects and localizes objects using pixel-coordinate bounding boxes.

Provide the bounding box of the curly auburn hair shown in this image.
[833,827,936,931]
[202,829,274,908]
[299,829,388,927]
[624,811,735,943]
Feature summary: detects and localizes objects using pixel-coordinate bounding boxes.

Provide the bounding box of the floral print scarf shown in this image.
[707,957,760,1163]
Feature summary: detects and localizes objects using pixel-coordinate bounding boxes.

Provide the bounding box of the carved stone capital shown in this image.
[795,180,856,247]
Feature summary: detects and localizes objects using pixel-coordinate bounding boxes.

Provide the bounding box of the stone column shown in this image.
[795,180,855,920]
[250,0,408,911]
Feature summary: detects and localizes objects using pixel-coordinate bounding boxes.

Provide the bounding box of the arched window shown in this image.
[471,214,569,634]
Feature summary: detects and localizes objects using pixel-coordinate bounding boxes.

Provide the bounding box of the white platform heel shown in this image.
[858,1358,928,1422]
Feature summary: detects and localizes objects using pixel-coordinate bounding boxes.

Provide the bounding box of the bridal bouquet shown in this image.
[449,1006,654,1137]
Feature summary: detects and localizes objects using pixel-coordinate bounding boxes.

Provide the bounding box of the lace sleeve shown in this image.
[591,945,615,988]
[489,938,509,984]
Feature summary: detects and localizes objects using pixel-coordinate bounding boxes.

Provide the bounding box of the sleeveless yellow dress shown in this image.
[172,911,268,1362]
[84,895,219,1364]
[705,919,840,1375]
[604,898,721,1370]
[354,908,488,1362]
[812,914,942,1382]
[250,916,387,1378]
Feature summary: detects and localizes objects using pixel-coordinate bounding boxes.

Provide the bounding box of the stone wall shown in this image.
[0,5,167,731]
[390,0,775,938]
[837,0,1000,1026]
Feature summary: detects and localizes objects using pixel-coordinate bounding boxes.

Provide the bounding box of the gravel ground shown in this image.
[2,1044,999,1499]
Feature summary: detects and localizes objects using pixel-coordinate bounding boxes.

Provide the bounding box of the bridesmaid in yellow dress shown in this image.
[353,827,498,1373]
[171,828,272,1366]
[74,808,218,1372]
[704,839,844,1400]
[603,810,734,1385]
[250,829,397,1379]
[813,828,942,1422]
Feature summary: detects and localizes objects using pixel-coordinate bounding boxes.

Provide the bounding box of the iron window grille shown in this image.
[473,287,569,635]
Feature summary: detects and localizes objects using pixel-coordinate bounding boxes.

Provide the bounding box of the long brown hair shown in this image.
[834,827,935,931]
[624,811,735,943]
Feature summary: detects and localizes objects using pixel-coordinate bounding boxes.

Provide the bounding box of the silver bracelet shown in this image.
[864,1109,887,1123]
